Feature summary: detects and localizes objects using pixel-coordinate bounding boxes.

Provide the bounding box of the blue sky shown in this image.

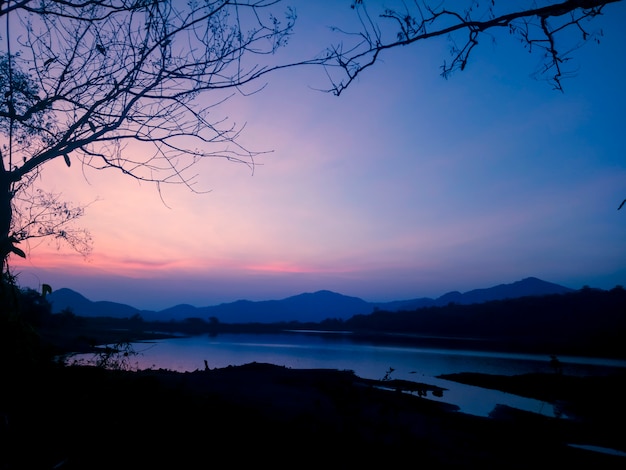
[11,1,626,311]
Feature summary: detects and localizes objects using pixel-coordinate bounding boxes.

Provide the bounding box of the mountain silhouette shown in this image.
[196,290,371,323]
[434,276,573,305]
[46,288,152,318]
[47,277,574,323]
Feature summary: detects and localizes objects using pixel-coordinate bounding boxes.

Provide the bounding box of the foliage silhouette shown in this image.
[0,271,51,371]
[342,287,626,357]
[67,340,140,372]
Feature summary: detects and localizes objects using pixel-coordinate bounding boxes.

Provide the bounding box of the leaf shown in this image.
[63,154,71,167]
[10,245,26,258]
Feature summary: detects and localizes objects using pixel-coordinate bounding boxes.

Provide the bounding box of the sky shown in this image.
[10,1,626,311]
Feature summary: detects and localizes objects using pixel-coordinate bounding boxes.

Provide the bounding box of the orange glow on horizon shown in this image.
[10,249,371,281]
[10,251,195,279]
[245,262,328,274]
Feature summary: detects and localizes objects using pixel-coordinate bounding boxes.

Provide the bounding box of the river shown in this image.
[76,330,626,419]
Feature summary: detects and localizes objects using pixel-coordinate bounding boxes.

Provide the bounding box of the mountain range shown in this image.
[47,277,574,323]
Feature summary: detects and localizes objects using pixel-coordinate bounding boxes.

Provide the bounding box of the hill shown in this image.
[191,290,371,323]
[47,277,574,323]
[46,288,155,319]
[344,286,626,358]
[374,277,573,311]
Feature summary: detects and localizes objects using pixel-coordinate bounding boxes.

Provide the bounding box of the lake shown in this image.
[78,330,626,418]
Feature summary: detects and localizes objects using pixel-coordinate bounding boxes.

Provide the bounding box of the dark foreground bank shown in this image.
[2,362,625,469]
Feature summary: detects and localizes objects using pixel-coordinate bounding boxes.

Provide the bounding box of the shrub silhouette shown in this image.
[0,273,51,371]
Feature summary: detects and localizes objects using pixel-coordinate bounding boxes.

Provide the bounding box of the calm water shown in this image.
[81,331,626,418]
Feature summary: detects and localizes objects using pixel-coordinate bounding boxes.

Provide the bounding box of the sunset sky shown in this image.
[10,1,626,311]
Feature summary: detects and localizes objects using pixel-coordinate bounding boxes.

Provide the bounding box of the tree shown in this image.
[1,0,622,282]
[1,47,93,261]
[322,0,622,95]
[0,0,318,278]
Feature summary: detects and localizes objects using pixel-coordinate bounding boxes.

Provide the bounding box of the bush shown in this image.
[0,273,52,371]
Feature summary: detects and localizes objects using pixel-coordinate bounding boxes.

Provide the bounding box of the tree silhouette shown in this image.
[0,46,93,260]
[323,0,621,95]
[0,0,319,277]
[1,0,622,280]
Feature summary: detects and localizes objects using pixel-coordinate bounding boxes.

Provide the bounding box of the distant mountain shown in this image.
[194,290,371,323]
[371,277,573,311]
[47,288,154,319]
[47,277,575,323]
[438,277,574,305]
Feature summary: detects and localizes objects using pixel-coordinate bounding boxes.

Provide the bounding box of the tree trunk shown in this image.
[0,172,14,271]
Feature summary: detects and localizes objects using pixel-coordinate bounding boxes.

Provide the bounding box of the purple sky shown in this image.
[11,2,626,311]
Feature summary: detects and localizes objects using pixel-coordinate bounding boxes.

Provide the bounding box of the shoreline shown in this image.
[3,361,626,468]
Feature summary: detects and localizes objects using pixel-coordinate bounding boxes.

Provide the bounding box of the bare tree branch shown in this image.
[323,0,621,95]
[0,0,324,268]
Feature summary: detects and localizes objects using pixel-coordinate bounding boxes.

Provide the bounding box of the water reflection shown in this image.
[80,332,626,418]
